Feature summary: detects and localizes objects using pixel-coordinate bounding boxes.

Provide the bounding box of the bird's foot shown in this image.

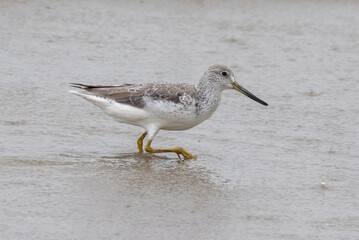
[145,140,196,160]
[174,147,197,160]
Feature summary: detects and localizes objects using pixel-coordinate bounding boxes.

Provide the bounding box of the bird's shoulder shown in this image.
[143,82,197,103]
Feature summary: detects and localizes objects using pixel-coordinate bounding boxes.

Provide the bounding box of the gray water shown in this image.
[1,0,358,239]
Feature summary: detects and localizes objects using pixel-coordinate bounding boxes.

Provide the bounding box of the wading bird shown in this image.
[70,64,268,159]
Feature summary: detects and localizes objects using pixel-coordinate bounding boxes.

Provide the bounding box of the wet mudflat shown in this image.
[1,0,358,239]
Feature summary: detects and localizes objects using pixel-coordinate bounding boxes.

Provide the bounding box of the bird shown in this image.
[69,64,268,159]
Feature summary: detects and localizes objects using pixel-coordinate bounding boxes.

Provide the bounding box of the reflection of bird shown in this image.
[70,64,268,159]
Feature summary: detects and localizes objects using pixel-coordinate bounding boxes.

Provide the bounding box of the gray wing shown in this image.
[70,83,196,108]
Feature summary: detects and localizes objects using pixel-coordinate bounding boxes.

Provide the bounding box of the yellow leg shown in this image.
[137,132,147,153]
[144,140,196,160]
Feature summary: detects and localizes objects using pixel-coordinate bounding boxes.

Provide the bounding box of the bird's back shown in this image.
[70,82,197,109]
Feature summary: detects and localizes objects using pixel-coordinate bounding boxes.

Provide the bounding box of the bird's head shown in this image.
[204,64,268,106]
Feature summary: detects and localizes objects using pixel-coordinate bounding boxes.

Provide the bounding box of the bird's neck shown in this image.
[197,76,223,98]
[195,78,223,116]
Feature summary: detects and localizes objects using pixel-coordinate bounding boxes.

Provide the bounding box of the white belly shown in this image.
[71,91,218,131]
[142,99,217,131]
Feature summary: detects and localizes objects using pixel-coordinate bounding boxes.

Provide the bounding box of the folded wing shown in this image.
[70,83,195,109]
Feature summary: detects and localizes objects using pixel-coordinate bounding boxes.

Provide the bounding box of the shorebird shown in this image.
[70,64,268,159]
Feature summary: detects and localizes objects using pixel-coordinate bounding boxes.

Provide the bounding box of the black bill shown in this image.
[232,81,268,106]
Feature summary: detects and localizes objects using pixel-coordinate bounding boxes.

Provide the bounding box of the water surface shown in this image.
[1,0,358,239]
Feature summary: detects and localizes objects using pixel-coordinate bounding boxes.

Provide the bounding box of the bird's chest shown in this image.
[154,104,198,130]
[146,90,221,130]
[166,95,221,130]
[195,94,221,120]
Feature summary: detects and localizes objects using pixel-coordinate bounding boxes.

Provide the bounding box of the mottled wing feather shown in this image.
[71,83,196,108]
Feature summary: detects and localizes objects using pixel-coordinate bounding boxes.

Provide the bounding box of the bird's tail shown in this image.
[69,83,96,98]
[70,83,124,90]
[69,88,112,110]
[69,83,96,90]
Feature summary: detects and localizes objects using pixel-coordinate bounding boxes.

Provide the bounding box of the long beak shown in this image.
[232,81,268,106]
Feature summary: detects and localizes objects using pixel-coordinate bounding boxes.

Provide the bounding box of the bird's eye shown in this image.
[221,72,227,76]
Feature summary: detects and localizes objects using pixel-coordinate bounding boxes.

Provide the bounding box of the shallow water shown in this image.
[1,0,359,239]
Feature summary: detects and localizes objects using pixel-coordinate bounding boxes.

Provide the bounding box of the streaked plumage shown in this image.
[70,64,268,159]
